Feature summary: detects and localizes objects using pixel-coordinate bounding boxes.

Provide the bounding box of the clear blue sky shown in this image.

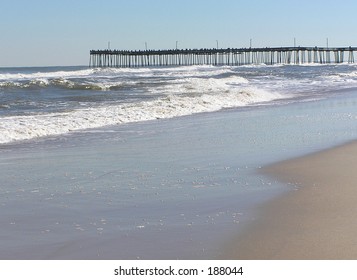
[2,0,357,67]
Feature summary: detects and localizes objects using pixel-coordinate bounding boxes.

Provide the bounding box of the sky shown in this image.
[2,0,357,67]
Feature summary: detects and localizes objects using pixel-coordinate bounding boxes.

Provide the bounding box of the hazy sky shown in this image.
[2,0,357,67]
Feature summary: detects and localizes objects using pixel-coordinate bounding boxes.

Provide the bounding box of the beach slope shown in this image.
[224,141,357,259]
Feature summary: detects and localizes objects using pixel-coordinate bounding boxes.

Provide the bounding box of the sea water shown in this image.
[0,64,357,259]
[2,64,357,144]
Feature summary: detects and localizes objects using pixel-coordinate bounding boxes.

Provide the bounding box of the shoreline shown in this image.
[223,140,357,259]
[1,88,357,259]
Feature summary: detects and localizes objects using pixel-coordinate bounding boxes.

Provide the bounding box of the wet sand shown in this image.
[224,140,357,259]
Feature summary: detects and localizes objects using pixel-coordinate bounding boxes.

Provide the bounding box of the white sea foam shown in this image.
[0,69,95,81]
[0,86,283,144]
[149,76,249,96]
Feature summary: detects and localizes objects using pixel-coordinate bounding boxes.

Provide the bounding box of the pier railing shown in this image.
[89,47,357,68]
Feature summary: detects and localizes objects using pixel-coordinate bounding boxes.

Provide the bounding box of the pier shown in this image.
[89,46,357,68]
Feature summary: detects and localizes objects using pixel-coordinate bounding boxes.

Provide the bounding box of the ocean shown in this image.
[1,64,357,259]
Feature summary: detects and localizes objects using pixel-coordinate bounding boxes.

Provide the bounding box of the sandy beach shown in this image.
[224,140,357,259]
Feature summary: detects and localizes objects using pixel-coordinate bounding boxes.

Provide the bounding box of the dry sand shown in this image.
[224,140,357,259]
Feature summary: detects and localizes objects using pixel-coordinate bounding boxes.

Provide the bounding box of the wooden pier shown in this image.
[89,46,357,68]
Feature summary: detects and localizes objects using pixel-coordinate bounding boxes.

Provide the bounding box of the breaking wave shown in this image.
[0,86,283,144]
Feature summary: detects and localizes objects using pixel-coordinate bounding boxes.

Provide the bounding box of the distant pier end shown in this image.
[89,46,357,68]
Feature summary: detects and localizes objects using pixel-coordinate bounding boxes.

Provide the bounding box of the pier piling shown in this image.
[89,46,357,68]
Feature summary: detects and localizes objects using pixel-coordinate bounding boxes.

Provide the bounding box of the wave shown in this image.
[0,87,283,144]
[0,65,232,81]
[3,64,356,144]
[0,65,239,91]
[0,68,95,81]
